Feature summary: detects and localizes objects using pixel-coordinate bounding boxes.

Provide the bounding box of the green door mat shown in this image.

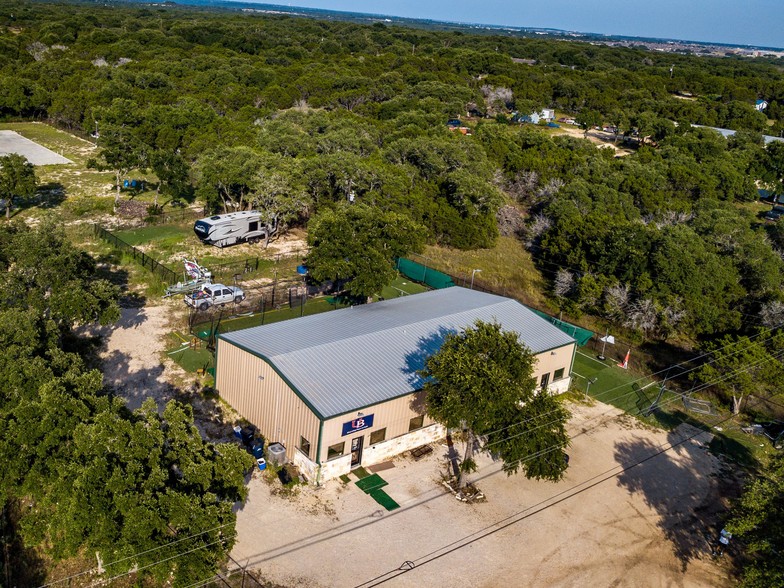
[369,488,400,511]
[356,473,388,493]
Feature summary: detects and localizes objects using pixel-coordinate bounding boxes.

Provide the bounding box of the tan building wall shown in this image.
[533,343,575,394]
[215,340,320,459]
[318,390,434,462]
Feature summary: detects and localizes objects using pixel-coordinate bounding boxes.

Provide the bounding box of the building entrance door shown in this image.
[351,436,364,468]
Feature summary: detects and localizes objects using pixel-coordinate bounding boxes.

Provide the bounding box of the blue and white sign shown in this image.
[342,414,374,436]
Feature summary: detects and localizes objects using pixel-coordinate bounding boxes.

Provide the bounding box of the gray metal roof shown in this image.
[219,287,575,419]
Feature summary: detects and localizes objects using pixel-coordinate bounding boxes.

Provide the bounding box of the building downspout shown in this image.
[315,418,324,486]
[569,343,577,386]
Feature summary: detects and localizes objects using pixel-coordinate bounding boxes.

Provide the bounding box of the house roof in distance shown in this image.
[218,287,576,420]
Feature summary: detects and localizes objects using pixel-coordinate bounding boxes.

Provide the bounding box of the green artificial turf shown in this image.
[355,473,388,493]
[351,466,371,479]
[167,345,214,373]
[379,276,429,300]
[369,488,400,511]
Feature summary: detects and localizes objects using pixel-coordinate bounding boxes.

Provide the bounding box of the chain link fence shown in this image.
[93,224,178,284]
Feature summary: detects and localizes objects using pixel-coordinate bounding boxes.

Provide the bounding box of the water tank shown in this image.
[268,443,286,465]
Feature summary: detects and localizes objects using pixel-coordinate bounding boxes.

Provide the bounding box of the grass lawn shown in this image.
[380,276,429,299]
[572,349,769,468]
[114,224,194,247]
[0,122,118,220]
[0,121,96,165]
[422,236,550,308]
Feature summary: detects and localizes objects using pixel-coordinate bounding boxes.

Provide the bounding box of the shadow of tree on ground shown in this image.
[2,500,47,587]
[613,427,742,570]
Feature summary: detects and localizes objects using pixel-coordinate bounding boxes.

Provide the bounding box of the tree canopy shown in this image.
[727,453,784,588]
[0,222,254,585]
[306,203,425,300]
[0,153,36,219]
[420,320,570,490]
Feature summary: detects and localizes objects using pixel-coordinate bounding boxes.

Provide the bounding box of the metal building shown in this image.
[215,287,576,483]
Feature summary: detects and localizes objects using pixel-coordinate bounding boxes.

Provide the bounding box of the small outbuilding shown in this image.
[215,287,576,483]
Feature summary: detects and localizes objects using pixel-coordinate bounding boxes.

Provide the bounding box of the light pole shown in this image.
[470,269,481,289]
[585,377,598,402]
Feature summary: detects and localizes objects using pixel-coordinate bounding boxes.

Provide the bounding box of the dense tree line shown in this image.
[4,1,784,582]
[0,0,781,340]
[1,1,783,253]
[0,221,254,585]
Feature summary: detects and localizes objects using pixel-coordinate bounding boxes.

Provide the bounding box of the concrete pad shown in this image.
[0,130,72,165]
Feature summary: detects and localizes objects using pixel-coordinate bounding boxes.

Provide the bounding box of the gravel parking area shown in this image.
[232,401,732,587]
[0,129,73,164]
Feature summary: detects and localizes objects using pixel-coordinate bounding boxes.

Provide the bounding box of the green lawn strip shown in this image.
[114,224,193,246]
[351,466,371,480]
[573,351,768,467]
[380,276,429,299]
[167,345,214,373]
[191,298,350,338]
[368,488,400,511]
[572,351,675,424]
[355,473,388,493]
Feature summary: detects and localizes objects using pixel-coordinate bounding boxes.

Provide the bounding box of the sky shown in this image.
[234,0,784,48]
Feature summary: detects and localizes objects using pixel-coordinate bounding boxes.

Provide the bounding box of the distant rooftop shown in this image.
[219,287,575,419]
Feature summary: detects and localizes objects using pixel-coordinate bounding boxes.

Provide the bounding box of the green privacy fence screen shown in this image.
[396,258,455,290]
[396,257,593,346]
[528,308,594,346]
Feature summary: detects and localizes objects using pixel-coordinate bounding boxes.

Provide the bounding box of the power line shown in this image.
[87,533,236,588]
[478,326,784,443]
[353,398,763,588]
[37,523,235,588]
[40,332,784,587]
[232,348,780,579]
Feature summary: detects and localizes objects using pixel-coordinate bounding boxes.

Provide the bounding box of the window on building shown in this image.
[540,372,550,390]
[327,442,345,460]
[370,428,386,445]
[409,415,424,431]
[554,368,565,381]
[299,436,311,458]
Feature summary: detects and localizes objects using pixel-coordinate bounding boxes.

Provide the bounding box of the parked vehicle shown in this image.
[764,205,784,221]
[185,283,245,311]
[164,259,213,298]
[193,211,276,248]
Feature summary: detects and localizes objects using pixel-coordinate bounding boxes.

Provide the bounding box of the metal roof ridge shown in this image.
[263,296,525,360]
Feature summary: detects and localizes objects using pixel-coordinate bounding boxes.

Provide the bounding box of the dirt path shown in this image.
[232,401,732,587]
[87,302,184,411]
[554,125,635,156]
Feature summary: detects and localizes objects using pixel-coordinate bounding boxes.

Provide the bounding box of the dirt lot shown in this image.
[554,124,635,156]
[232,401,733,588]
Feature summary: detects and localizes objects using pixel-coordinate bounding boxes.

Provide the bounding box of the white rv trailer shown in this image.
[193,211,275,248]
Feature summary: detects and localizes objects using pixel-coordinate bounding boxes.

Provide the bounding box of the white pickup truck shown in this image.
[185,284,245,311]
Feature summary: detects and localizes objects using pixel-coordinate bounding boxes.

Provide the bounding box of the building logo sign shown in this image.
[342,414,374,436]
